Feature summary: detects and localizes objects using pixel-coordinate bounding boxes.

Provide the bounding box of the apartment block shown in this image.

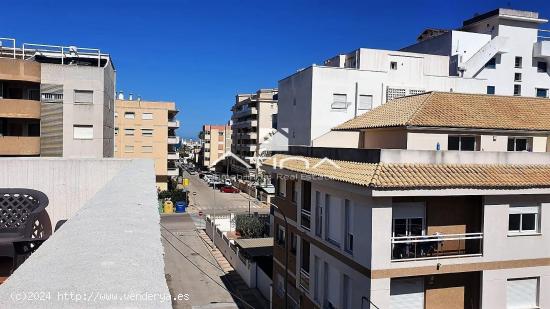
[263,92,550,309]
[230,88,278,174]
[199,124,232,169]
[277,8,549,148]
[0,38,115,158]
[114,96,179,190]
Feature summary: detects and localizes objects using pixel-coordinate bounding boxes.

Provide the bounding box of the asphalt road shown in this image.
[183,171,269,216]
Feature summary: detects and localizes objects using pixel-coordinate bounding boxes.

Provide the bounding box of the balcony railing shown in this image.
[299,269,310,291]
[167,136,180,144]
[168,120,180,128]
[300,209,311,231]
[167,167,179,176]
[391,232,483,261]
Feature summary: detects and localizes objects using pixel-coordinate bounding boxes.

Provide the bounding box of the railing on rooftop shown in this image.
[538,29,550,41]
[391,232,483,261]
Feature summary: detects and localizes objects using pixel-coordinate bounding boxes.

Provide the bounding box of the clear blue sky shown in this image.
[4,0,549,139]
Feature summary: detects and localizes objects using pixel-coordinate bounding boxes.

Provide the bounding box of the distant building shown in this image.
[199,124,232,170]
[0,37,115,157]
[230,88,278,175]
[115,95,179,190]
[277,8,550,149]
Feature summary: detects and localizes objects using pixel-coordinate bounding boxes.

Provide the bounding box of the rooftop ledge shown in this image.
[0,158,170,308]
[286,146,550,165]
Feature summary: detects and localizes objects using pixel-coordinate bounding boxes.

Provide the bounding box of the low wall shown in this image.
[0,159,170,308]
[0,158,133,231]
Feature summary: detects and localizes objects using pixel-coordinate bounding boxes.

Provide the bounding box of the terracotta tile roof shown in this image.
[263,154,550,190]
[334,92,550,131]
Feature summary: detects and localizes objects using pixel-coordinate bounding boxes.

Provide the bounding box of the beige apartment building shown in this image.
[0,38,115,157]
[115,97,179,190]
[199,124,232,170]
[230,88,278,175]
[264,92,550,309]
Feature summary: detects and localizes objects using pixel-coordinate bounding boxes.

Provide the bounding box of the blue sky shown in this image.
[4,0,549,139]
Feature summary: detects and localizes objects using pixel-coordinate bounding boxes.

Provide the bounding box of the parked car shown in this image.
[224,179,232,186]
[220,186,240,193]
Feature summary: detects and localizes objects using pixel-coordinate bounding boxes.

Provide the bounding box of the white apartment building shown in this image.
[263,92,550,309]
[277,8,549,148]
[230,88,278,174]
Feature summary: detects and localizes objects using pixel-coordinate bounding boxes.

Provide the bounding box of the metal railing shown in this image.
[538,29,550,41]
[299,268,310,291]
[0,38,16,59]
[391,232,483,261]
[300,209,311,231]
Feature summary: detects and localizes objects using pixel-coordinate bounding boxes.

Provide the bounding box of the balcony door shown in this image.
[392,202,426,237]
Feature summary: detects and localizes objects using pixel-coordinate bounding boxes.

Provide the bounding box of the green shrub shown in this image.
[233,215,264,239]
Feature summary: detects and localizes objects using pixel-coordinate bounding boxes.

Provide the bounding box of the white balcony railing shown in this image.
[168,120,180,128]
[167,136,180,144]
[167,152,179,160]
[391,232,483,261]
[167,167,179,176]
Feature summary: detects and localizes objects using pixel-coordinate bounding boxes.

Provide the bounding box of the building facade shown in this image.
[114,96,179,190]
[199,124,232,170]
[264,92,550,309]
[230,88,278,174]
[0,38,115,158]
[277,8,549,149]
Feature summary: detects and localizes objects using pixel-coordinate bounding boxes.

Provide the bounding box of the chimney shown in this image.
[117,91,124,100]
[129,93,134,101]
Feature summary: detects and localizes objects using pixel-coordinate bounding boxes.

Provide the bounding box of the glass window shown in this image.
[448,135,476,151]
[507,137,532,152]
[485,58,496,69]
[390,61,398,70]
[124,112,135,119]
[514,56,522,68]
[508,205,540,234]
[142,113,153,120]
[141,128,154,137]
[276,224,285,246]
[536,88,548,98]
[514,84,522,96]
[73,125,93,140]
[124,129,135,136]
[538,61,547,73]
[514,73,522,82]
[487,86,495,95]
[331,94,348,110]
[114,127,119,135]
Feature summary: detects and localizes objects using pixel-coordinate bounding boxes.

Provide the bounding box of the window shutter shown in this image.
[390,278,424,309]
[358,95,373,110]
[74,90,93,104]
[507,278,538,308]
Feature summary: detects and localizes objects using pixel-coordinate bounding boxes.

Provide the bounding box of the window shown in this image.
[276,224,286,246]
[141,129,154,137]
[514,73,522,82]
[291,181,298,203]
[508,205,540,235]
[301,240,310,273]
[343,275,351,309]
[485,57,496,69]
[344,199,353,254]
[331,94,348,110]
[393,218,424,237]
[315,191,323,237]
[218,132,224,136]
[114,127,119,135]
[28,89,40,101]
[141,145,153,153]
[142,113,153,120]
[507,137,532,152]
[448,135,477,151]
[358,95,373,111]
[514,56,522,68]
[325,194,341,247]
[124,145,134,153]
[514,84,522,96]
[536,88,548,98]
[290,232,297,254]
[124,129,135,136]
[124,112,135,119]
[506,278,539,309]
[74,90,93,104]
[487,86,496,95]
[73,125,93,140]
[390,61,398,70]
[538,61,547,73]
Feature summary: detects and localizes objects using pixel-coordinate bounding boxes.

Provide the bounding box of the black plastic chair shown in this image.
[0,189,49,271]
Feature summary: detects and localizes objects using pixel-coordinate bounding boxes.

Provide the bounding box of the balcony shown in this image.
[0,58,41,83]
[0,136,40,155]
[167,152,179,160]
[167,167,179,176]
[167,136,180,144]
[0,99,41,119]
[232,107,258,119]
[168,120,180,128]
[533,40,550,59]
[0,159,170,307]
[232,120,258,129]
[237,144,257,152]
[299,269,310,291]
[391,233,483,261]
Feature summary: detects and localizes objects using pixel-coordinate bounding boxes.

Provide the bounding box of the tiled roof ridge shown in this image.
[405,91,436,126]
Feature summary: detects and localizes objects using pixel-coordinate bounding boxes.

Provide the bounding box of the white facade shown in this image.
[278,8,550,148]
